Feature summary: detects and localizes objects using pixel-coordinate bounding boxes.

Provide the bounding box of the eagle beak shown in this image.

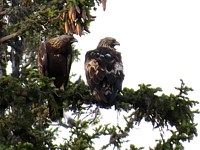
[71,37,78,44]
[64,33,78,43]
[114,41,120,46]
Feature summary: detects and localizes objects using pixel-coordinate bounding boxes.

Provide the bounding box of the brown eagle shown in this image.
[84,37,124,106]
[38,34,77,121]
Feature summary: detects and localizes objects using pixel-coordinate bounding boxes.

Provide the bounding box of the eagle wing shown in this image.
[38,35,75,90]
[85,48,124,105]
[38,42,48,76]
[65,53,72,89]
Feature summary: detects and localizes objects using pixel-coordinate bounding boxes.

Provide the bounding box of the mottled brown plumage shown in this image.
[84,37,124,106]
[38,34,77,121]
[38,34,77,89]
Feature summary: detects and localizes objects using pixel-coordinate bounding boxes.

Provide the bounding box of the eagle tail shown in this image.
[94,88,118,106]
[49,93,63,121]
[105,89,118,105]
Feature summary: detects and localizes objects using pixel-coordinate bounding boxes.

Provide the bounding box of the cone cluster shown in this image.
[61,1,97,36]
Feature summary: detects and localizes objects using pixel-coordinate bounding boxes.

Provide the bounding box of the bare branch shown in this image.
[0,10,6,16]
[0,31,21,43]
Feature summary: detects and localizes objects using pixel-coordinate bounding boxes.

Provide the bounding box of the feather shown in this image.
[84,37,124,106]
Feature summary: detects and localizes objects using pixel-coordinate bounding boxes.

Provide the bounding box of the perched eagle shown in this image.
[38,34,77,121]
[84,37,124,106]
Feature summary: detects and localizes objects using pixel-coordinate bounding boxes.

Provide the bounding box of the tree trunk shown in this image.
[0,0,6,77]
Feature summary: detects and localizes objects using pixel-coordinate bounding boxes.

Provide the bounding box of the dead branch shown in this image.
[0,31,21,43]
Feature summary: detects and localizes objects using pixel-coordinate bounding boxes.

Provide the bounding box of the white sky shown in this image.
[70,0,200,149]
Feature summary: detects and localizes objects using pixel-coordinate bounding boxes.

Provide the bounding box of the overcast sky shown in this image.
[70,0,200,149]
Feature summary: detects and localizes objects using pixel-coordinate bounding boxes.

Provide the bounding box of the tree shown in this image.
[0,0,199,149]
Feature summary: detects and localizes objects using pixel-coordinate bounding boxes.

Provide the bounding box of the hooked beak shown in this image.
[71,37,78,43]
[114,41,120,46]
[64,33,78,43]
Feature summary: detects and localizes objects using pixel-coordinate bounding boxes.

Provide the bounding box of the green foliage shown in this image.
[50,78,198,149]
[0,70,199,149]
[0,0,199,149]
[0,71,57,149]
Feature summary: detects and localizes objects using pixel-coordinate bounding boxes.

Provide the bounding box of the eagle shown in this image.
[38,34,77,121]
[84,37,124,106]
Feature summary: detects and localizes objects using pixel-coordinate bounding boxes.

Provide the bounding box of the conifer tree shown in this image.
[0,0,199,149]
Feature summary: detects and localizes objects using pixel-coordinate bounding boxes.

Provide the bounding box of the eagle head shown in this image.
[60,34,78,44]
[48,34,77,49]
[97,37,120,51]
